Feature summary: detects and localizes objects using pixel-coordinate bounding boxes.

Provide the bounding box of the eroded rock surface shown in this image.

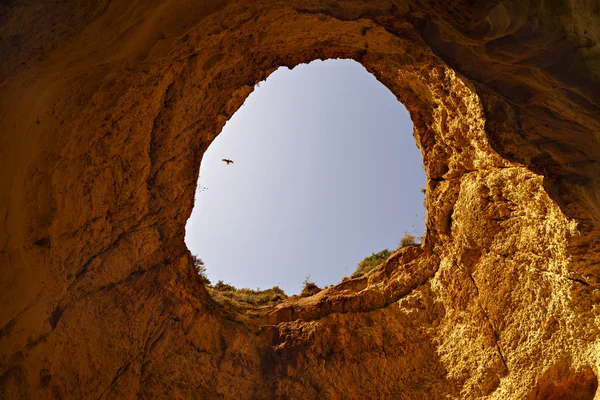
[1,0,600,398]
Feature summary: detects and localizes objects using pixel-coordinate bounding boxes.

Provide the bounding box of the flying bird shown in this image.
[222,159,234,165]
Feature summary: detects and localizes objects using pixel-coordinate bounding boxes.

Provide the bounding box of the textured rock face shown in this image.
[1,0,600,398]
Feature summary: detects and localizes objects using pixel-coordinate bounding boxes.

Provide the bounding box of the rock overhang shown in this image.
[1,0,600,398]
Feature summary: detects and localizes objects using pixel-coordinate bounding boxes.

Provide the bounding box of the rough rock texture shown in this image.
[1,0,600,398]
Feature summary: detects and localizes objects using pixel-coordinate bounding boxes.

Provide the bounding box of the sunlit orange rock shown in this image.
[1,0,599,398]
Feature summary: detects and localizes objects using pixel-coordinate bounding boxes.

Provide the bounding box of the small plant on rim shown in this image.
[300,275,322,297]
[191,255,211,285]
[346,233,420,282]
[210,280,287,305]
[351,249,392,278]
[399,233,417,248]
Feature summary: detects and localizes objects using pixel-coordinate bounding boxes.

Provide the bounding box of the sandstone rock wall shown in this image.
[1,0,599,398]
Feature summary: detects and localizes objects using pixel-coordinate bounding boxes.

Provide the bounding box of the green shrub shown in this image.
[344,234,420,283]
[352,249,391,278]
[213,280,236,291]
[399,233,416,248]
[300,276,321,297]
[192,255,210,285]
[209,282,287,306]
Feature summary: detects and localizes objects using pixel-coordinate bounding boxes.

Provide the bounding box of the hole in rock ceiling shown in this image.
[185,59,425,295]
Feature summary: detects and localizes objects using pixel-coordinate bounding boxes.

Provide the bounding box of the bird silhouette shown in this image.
[222,159,234,165]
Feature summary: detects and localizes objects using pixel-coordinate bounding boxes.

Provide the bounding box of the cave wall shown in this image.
[1,0,600,398]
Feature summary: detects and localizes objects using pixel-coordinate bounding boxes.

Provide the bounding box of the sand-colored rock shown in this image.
[1,0,600,398]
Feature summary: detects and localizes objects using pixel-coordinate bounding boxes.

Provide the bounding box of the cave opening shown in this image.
[185,59,426,296]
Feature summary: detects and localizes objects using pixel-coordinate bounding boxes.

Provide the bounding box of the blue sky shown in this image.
[185,59,425,294]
